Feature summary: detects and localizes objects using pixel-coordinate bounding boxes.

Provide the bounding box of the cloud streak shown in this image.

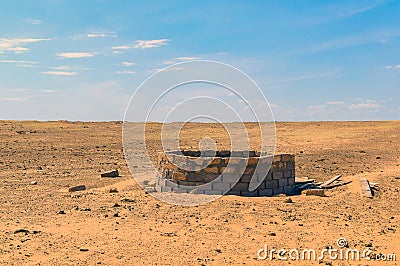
[42,71,78,76]
[0,38,50,53]
[72,32,117,39]
[56,52,96,59]
[134,39,170,49]
[121,61,135,66]
[0,59,38,67]
[25,18,43,25]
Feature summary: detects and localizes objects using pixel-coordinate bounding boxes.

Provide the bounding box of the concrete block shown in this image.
[259,188,273,196]
[212,182,231,191]
[279,178,288,187]
[272,172,283,180]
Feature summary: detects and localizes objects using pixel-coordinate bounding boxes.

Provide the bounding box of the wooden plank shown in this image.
[296,183,312,190]
[359,177,373,198]
[321,180,352,189]
[320,174,342,188]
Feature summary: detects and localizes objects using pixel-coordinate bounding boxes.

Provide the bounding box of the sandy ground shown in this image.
[0,120,399,265]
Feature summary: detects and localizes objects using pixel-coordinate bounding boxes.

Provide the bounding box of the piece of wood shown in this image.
[359,177,373,198]
[296,183,312,190]
[320,174,342,188]
[321,180,352,189]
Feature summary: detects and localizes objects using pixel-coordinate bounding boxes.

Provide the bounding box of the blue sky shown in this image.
[0,0,399,121]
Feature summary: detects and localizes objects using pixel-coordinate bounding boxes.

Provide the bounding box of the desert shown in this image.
[0,120,399,265]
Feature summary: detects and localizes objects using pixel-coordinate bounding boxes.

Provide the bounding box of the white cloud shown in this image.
[162,56,200,65]
[348,103,381,110]
[0,59,38,67]
[134,39,170,49]
[114,70,135,74]
[112,45,132,50]
[42,71,78,76]
[326,101,345,105]
[72,32,117,39]
[25,18,43,25]
[174,56,201,61]
[150,66,184,73]
[0,38,50,53]
[41,90,58,93]
[386,64,400,69]
[0,59,37,64]
[0,96,32,102]
[56,52,96,59]
[122,61,135,67]
[49,65,91,71]
[87,32,116,38]
[162,60,176,65]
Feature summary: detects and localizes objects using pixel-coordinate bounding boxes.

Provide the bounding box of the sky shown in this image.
[0,0,399,121]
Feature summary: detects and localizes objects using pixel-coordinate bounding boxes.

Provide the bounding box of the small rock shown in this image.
[30,181,37,185]
[285,198,293,203]
[37,166,43,170]
[58,210,66,215]
[113,203,120,208]
[113,213,119,217]
[215,249,222,253]
[68,185,86,192]
[101,170,119,178]
[376,156,381,159]
[109,188,118,193]
[80,248,89,252]
[121,198,135,203]
[14,229,29,234]
[268,232,276,236]
[302,189,325,197]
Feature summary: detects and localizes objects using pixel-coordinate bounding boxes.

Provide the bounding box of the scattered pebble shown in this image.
[79,248,89,252]
[285,198,293,203]
[109,188,118,193]
[58,210,66,215]
[68,185,86,192]
[101,170,119,178]
[30,181,37,185]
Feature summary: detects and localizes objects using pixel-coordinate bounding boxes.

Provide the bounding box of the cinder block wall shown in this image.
[156,151,295,196]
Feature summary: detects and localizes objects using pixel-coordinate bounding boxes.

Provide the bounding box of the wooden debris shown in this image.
[320,174,342,188]
[68,185,86,192]
[302,189,325,197]
[321,180,352,189]
[296,183,312,190]
[101,170,119,178]
[359,177,373,198]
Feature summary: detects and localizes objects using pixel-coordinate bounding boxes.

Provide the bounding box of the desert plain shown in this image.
[0,120,399,265]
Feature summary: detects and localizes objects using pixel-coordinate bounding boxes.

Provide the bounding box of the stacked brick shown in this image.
[155,150,295,196]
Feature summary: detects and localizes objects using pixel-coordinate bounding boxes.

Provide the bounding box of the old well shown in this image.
[156,150,295,196]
